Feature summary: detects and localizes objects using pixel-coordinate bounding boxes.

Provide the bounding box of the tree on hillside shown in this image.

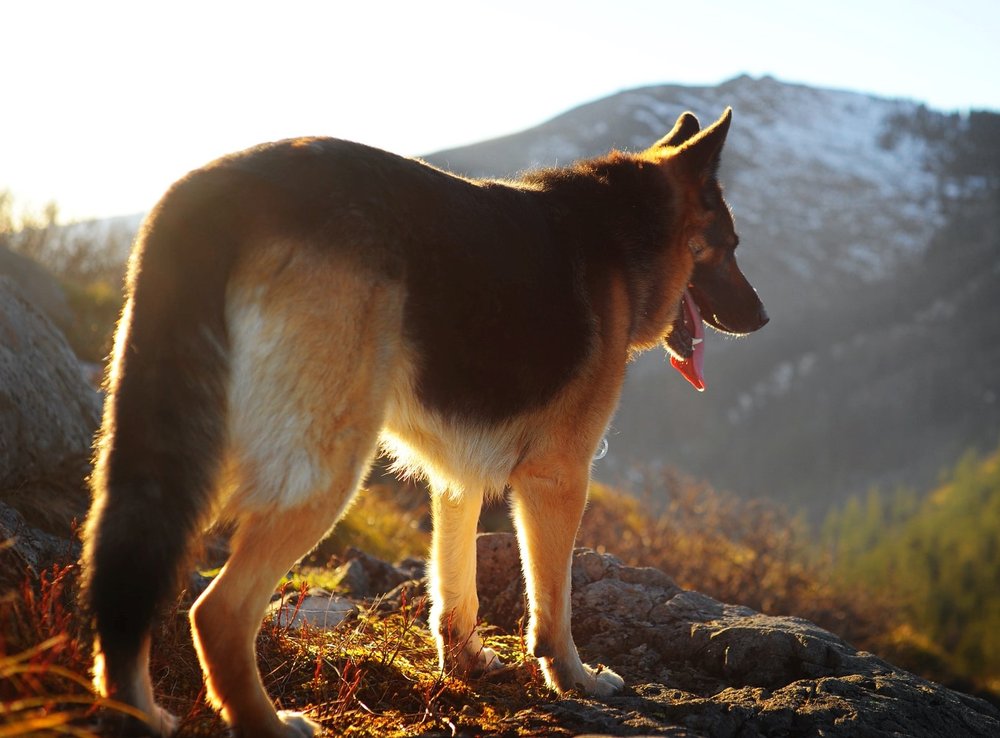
[824,447,1000,693]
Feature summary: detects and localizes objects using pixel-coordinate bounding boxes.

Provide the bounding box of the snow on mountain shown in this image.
[713,78,944,281]
[429,75,950,300]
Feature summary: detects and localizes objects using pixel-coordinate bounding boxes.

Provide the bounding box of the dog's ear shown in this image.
[673,108,732,178]
[653,112,701,149]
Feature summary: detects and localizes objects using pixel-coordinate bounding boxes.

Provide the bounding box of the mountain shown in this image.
[426,75,1000,513]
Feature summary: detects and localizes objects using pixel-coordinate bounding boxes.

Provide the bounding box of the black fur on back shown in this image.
[215,139,678,420]
[400,154,675,419]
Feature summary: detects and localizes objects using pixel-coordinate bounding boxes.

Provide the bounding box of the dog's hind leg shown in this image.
[428,488,502,676]
[189,250,401,736]
[190,491,360,737]
[509,463,624,698]
[190,378,386,736]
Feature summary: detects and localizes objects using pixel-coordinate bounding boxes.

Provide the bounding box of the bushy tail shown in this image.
[81,166,247,690]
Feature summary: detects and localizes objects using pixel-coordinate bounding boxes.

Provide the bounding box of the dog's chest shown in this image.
[378,372,525,494]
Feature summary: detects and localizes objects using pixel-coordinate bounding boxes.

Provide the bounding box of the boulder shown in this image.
[471,532,999,737]
[0,276,99,519]
[0,502,79,588]
[0,245,73,334]
[329,547,414,598]
[0,275,100,586]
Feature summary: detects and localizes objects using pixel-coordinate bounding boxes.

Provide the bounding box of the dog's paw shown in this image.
[102,704,179,737]
[469,645,504,676]
[542,658,625,700]
[437,625,506,679]
[451,642,505,678]
[588,664,625,699]
[275,710,321,737]
[569,662,624,699]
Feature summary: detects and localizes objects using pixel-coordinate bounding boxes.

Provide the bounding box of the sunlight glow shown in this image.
[2,0,997,220]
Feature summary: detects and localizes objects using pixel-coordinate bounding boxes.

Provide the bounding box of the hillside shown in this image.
[823,446,1000,694]
[426,75,1000,512]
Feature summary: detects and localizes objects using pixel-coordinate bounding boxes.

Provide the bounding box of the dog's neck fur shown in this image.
[520,152,691,352]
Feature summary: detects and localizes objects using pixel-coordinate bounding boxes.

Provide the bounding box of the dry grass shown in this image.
[0,635,139,737]
[1,556,551,736]
[0,472,900,734]
[577,470,886,647]
[0,563,144,736]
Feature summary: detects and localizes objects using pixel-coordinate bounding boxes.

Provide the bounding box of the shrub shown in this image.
[578,470,886,646]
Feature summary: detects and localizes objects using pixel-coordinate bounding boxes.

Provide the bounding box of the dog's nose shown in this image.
[757,304,770,329]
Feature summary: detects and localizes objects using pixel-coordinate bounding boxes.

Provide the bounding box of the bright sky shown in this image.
[3,0,998,221]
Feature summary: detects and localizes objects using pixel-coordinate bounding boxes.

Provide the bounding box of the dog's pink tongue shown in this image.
[670,290,706,391]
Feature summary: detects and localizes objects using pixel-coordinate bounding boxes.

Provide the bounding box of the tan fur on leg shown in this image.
[510,464,623,697]
[188,245,399,735]
[191,500,348,737]
[428,487,501,676]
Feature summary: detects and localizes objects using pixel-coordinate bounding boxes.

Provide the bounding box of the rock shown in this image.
[396,555,426,581]
[329,547,413,598]
[0,245,73,335]
[554,545,999,737]
[275,536,998,735]
[377,578,427,617]
[470,533,1000,736]
[475,532,525,630]
[270,588,359,629]
[329,558,371,596]
[0,274,99,589]
[0,502,79,588]
[0,276,100,564]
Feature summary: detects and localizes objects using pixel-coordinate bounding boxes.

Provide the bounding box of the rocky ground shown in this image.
[283,535,1000,737]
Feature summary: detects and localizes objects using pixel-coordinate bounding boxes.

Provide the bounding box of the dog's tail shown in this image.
[81,164,250,696]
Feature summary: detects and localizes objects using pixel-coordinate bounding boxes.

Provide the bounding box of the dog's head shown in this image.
[654,109,768,390]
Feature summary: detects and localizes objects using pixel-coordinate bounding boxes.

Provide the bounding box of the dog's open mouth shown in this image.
[665,289,706,391]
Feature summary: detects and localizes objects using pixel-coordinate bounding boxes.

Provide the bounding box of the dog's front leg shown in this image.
[428,487,502,676]
[509,466,624,698]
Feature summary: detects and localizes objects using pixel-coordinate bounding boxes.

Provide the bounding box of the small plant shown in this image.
[0,563,143,736]
[0,635,146,737]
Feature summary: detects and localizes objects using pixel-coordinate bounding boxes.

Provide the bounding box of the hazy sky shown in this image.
[3,0,998,221]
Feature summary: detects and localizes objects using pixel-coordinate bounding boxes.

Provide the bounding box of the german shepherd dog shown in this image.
[81,108,766,736]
